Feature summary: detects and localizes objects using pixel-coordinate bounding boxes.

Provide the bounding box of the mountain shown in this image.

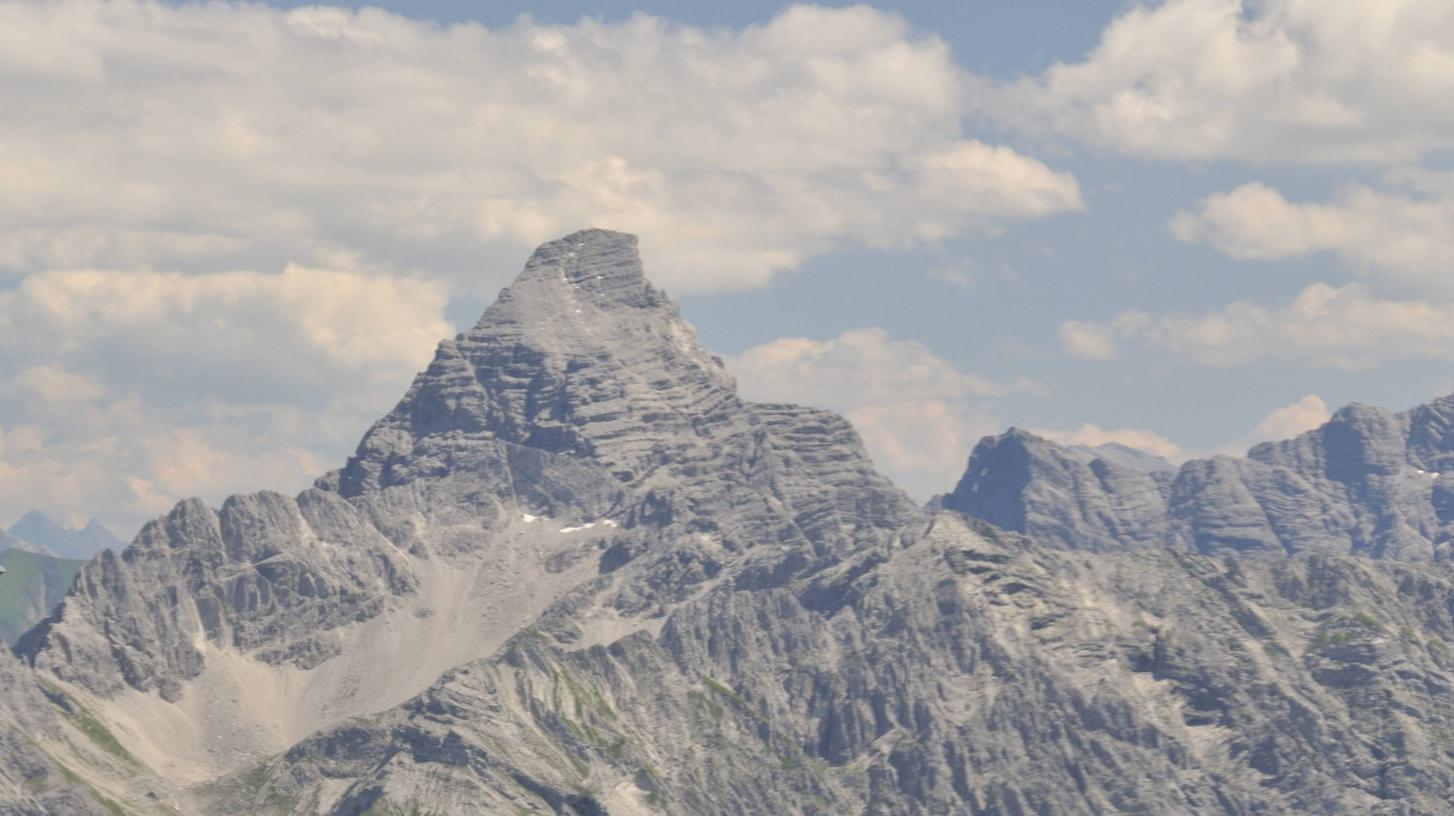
[9,229,1454,814]
[1068,441,1175,474]
[0,548,85,645]
[7,512,122,560]
[947,399,1454,560]
[14,229,912,808]
[0,645,130,815]
[1,528,54,557]
[943,428,1175,552]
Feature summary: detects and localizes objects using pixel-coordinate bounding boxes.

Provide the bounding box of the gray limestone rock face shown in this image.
[19,489,416,702]
[950,396,1454,560]
[943,428,1171,551]
[332,230,914,555]
[223,512,1454,816]
[1248,401,1448,559]
[0,647,125,815]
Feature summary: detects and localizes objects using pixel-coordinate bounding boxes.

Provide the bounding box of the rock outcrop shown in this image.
[225,514,1454,816]
[944,429,1173,552]
[948,398,1454,560]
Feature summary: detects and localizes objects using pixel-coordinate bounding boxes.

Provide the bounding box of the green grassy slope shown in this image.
[0,548,84,645]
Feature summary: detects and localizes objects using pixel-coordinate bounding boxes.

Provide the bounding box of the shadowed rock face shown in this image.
[13,230,1454,816]
[948,398,1454,560]
[944,429,1173,552]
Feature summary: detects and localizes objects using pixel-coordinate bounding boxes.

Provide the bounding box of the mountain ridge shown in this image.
[946,394,1454,561]
[6,229,1454,814]
[6,511,121,560]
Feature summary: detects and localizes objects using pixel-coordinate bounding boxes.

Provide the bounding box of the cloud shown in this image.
[1172,175,1454,289]
[1245,393,1330,445]
[1058,312,1150,361]
[1060,283,1454,369]
[7,365,106,403]
[1037,423,1185,461]
[0,265,451,397]
[729,328,1036,498]
[984,0,1454,163]
[1037,394,1332,463]
[1206,393,1332,456]
[1058,320,1119,361]
[0,266,450,534]
[0,395,332,535]
[0,1,1079,294]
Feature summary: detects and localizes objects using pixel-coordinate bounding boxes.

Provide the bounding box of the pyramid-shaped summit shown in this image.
[333,227,910,535]
[16,228,913,795]
[335,228,737,493]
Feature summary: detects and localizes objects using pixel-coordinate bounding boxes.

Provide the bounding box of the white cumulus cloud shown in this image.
[0,265,452,396]
[984,0,1454,163]
[1036,423,1185,462]
[0,265,451,533]
[0,1,1080,294]
[729,328,1037,498]
[1172,174,1454,290]
[1060,283,1454,369]
[1244,394,1331,446]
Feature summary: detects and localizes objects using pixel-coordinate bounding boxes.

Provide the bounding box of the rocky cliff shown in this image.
[947,399,1454,561]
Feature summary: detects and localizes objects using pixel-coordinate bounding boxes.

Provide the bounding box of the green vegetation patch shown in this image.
[0,548,85,644]
[36,679,141,770]
[1308,610,1388,652]
[702,676,765,724]
[52,758,130,816]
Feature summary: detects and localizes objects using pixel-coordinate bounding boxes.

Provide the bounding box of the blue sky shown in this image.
[3,0,1453,534]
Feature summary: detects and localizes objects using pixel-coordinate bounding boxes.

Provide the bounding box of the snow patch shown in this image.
[558,519,616,533]
[521,513,539,523]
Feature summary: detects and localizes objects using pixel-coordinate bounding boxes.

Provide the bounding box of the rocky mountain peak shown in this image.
[6,510,120,560]
[332,227,749,505]
[943,427,1172,551]
[14,231,1454,815]
[496,228,661,313]
[949,392,1454,560]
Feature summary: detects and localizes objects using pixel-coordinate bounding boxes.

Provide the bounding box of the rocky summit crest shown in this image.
[950,392,1454,560]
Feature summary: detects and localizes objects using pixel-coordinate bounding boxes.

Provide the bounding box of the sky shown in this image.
[3,0,1454,537]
